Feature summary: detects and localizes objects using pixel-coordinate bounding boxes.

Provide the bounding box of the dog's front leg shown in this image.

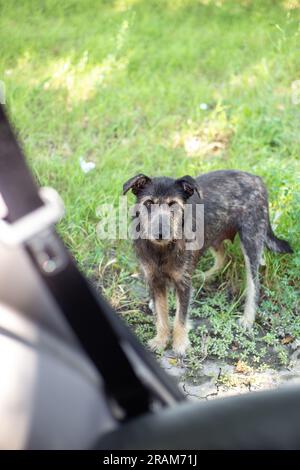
[148,284,170,351]
[173,281,191,356]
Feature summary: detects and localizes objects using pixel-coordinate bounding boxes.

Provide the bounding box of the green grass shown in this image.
[0,0,299,371]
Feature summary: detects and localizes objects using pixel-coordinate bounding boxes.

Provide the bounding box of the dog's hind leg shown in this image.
[203,242,226,281]
[238,227,265,330]
[148,284,170,351]
[173,280,191,356]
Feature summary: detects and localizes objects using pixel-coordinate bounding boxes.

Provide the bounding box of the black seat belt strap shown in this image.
[0,107,43,222]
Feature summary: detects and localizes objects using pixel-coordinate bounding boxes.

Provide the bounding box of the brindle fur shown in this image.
[123,170,293,356]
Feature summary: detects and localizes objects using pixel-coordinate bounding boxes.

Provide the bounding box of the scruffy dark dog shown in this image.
[123,170,293,356]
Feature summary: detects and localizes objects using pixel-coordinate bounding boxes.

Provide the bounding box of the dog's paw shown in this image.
[172,335,190,357]
[238,316,254,330]
[148,335,169,352]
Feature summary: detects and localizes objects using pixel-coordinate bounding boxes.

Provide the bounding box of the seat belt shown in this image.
[0,105,184,420]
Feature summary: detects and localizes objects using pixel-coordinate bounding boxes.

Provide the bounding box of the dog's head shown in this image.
[123,174,201,245]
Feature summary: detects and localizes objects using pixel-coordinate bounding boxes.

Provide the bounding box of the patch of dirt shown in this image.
[171,119,233,158]
[160,350,300,402]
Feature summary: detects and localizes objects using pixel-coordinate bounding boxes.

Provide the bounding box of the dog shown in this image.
[123,170,293,356]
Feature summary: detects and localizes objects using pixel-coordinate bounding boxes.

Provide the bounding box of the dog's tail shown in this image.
[265,220,293,254]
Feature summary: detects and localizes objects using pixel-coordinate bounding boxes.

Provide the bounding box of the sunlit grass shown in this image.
[0,0,299,368]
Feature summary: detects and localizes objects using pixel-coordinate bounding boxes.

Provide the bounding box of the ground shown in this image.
[0,0,299,397]
[162,348,300,401]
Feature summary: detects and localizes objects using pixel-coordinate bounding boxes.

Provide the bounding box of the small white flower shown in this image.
[79,157,96,173]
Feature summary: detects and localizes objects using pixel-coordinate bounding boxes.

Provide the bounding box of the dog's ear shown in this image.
[175,175,202,199]
[123,174,152,196]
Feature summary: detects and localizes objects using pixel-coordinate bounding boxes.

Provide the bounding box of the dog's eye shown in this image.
[168,201,178,207]
[144,199,153,208]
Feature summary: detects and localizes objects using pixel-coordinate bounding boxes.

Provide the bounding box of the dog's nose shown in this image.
[158,219,163,239]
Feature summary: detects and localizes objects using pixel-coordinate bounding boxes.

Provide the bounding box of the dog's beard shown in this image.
[139,212,183,244]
